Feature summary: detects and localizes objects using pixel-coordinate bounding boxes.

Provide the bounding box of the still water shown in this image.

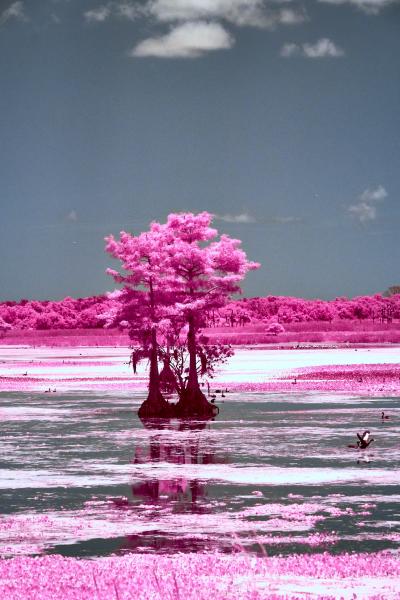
[0,391,399,558]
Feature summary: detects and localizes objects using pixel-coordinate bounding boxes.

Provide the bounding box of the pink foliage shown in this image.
[1,552,400,599]
[104,212,259,405]
[0,295,113,332]
[1,293,399,336]
[264,322,285,336]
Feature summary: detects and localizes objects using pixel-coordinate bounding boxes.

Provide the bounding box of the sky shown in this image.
[0,0,399,301]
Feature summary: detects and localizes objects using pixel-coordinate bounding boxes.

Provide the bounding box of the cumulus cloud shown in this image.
[146,0,307,29]
[84,3,141,23]
[348,202,377,222]
[278,8,308,25]
[281,38,345,58]
[318,0,398,15]
[131,21,234,58]
[359,185,388,203]
[85,0,307,58]
[348,185,387,223]
[84,4,112,22]
[0,1,28,25]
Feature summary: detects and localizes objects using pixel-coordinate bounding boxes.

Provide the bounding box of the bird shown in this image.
[381,411,390,420]
[356,430,374,449]
[348,430,374,449]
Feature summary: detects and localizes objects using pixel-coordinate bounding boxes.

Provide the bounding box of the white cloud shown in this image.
[215,212,256,223]
[84,5,112,23]
[146,0,307,29]
[280,42,300,57]
[214,213,302,224]
[131,21,234,58]
[66,210,78,222]
[84,3,141,23]
[318,0,398,15]
[348,202,377,222]
[84,0,307,59]
[303,38,345,58]
[147,0,263,23]
[281,38,345,58]
[360,185,387,203]
[278,8,308,25]
[115,2,140,21]
[348,186,388,223]
[0,1,28,25]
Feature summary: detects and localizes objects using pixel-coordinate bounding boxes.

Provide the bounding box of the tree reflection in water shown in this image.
[117,416,223,554]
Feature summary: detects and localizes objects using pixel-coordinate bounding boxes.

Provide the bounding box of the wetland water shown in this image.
[1,391,399,559]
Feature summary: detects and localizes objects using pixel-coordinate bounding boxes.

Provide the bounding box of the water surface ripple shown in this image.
[0,391,399,558]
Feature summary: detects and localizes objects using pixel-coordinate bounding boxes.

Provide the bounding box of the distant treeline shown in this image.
[0,293,399,332]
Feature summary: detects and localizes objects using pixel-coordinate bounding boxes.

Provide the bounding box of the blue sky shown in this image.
[0,0,399,301]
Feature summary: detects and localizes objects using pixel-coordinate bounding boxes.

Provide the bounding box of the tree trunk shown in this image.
[159,353,178,394]
[175,313,217,418]
[138,328,172,419]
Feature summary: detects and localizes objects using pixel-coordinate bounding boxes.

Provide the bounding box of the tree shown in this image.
[105,212,259,419]
[161,212,259,417]
[265,321,285,335]
[105,224,176,418]
[383,285,400,298]
[0,317,12,336]
[158,333,234,397]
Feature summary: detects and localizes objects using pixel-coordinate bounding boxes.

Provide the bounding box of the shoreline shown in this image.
[1,345,399,396]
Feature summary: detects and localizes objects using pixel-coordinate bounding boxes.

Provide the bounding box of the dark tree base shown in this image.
[138,391,174,419]
[174,387,218,419]
[138,388,219,420]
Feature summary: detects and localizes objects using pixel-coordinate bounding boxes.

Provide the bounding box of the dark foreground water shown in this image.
[0,391,399,559]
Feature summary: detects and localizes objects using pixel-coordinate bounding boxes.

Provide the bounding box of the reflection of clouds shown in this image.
[128,463,400,486]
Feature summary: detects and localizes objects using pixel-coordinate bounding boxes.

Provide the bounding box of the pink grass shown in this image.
[1,552,400,599]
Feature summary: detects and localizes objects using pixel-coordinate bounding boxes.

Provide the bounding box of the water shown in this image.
[1,391,399,558]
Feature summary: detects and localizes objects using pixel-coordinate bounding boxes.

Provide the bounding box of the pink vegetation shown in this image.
[218,364,400,396]
[1,552,400,599]
[1,292,400,338]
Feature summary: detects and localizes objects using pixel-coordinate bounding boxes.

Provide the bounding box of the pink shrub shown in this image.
[265,322,285,336]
